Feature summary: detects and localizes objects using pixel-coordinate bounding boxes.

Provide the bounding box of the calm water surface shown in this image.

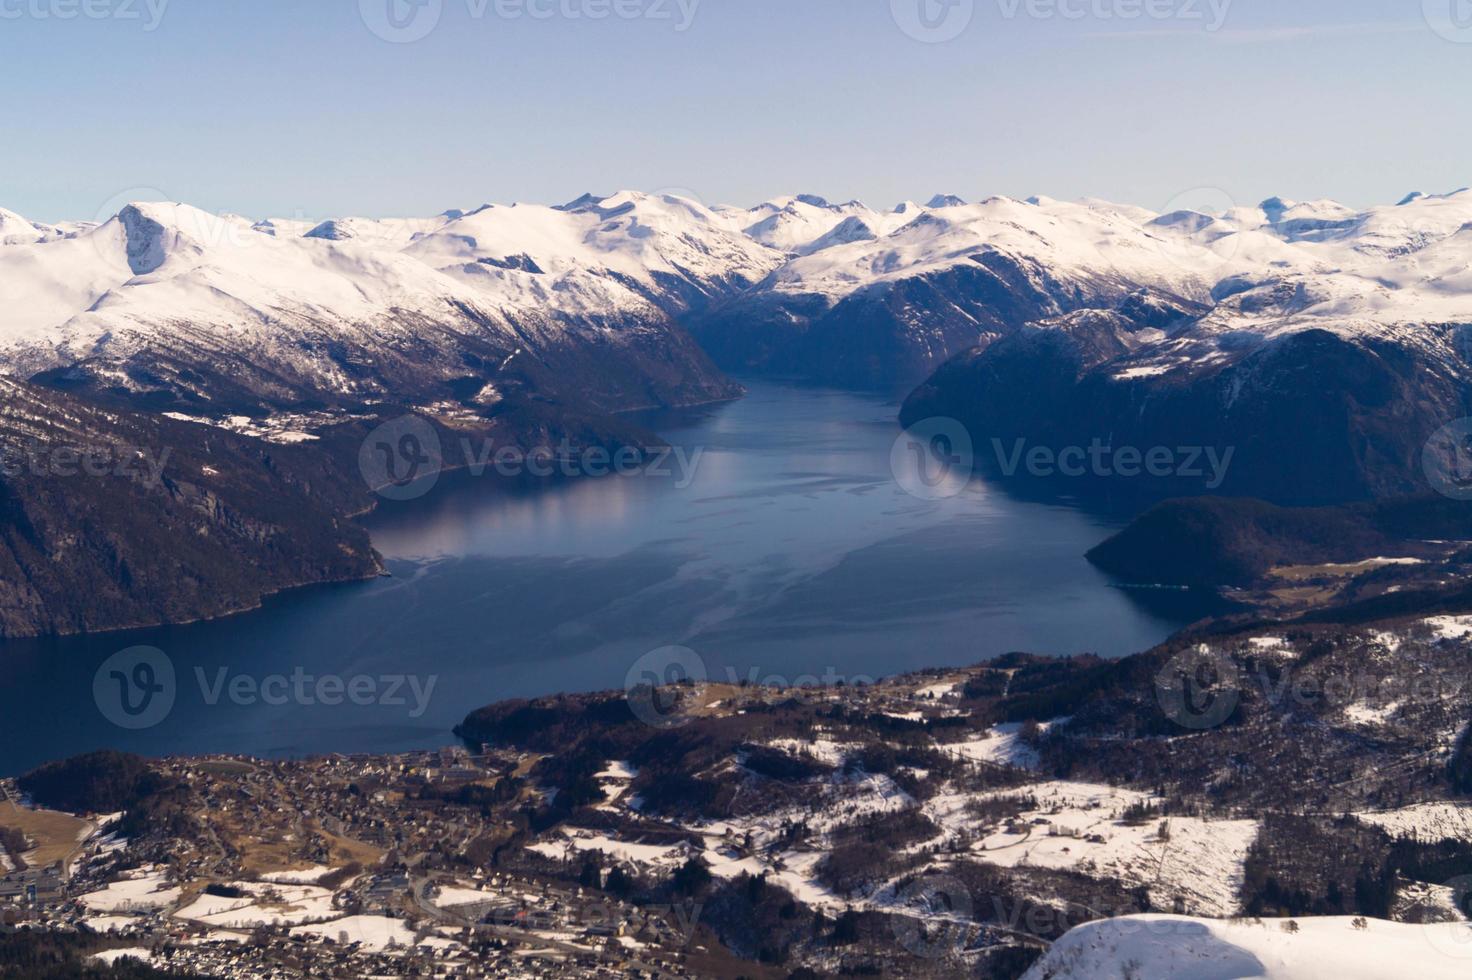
[0,381,1217,775]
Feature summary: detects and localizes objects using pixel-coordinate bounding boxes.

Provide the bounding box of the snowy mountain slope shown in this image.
[6,186,1472,502]
[251,217,317,238]
[0,195,754,416]
[0,207,67,246]
[697,187,1472,389]
[301,213,452,247]
[737,194,920,255]
[0,376,381,637]
[691,194,1216,386]
[1023,915,1472,980]
[405,191,781,318]
[890,189,1472,502]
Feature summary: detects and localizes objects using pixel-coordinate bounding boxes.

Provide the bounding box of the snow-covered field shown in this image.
[258,864,342,884]
[430,884,495,909]
[289,914,419,952]
[1425,616,1472,642]
[78,868,180,912]
[939,718,1069,770]
[90,948,156,967]
[1356,802,1472,843]
[173,881,338,927]
[527,829,690,869]
[923,781,1257,917]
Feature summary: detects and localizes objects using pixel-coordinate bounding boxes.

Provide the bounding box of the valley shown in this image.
[3,187,1472,641]
[4,186,1472,978]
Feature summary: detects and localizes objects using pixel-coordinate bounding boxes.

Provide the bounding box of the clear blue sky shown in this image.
[2,0,1468,222]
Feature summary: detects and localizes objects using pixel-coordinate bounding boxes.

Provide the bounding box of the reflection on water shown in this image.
[0,381,1220,774]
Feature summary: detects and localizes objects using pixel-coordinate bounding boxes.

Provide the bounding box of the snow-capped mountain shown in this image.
[406,191,780,318]
[0,207,70,246]
[5,185,1472,503]
[689,193,1215,387]
[694,187,1472,389]
[0,192,773,416]
[897,189,1472,502]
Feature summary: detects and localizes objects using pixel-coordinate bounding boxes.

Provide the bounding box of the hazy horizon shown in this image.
[4,0,1471,223]
[12,183,1472,228]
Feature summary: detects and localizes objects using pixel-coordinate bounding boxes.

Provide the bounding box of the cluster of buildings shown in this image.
[0,751,714,979]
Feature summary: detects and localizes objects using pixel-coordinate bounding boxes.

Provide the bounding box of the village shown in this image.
[0,749,721,979]
[4,620,1472,978]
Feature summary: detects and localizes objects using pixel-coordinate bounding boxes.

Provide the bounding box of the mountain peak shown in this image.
[118,203,178,275]
[1259,196,1294,222]
[303,219,348,241]
[927,194,967,208]
[554,192,606,212]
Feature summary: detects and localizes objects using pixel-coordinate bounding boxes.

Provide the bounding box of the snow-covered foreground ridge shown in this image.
[1023,914,1472,980]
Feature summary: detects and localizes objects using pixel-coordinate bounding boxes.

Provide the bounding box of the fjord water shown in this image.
[0,382,1216,775]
